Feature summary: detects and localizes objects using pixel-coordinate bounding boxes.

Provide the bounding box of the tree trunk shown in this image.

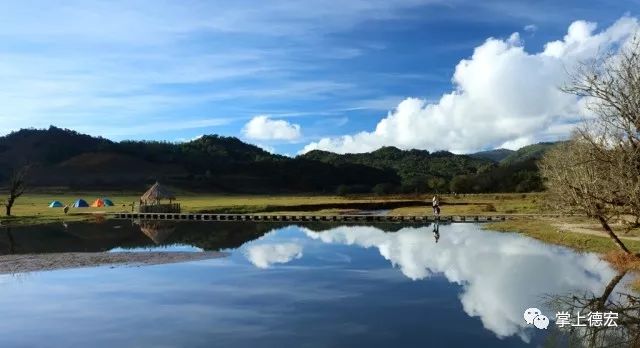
[5,204,10,217]
[5,228,15,254]
[596,271,627,309]
[589,271,627,348]
[597,214,631,254]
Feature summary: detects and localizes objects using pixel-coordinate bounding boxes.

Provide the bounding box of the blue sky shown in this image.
[0,0,639,155]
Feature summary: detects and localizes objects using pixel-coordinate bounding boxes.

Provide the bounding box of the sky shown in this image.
[0,0,639,155]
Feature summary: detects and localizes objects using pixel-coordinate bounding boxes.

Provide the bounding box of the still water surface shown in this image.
[0,221,634,347]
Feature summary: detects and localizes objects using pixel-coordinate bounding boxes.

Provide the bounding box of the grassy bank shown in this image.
[5,191,640,265]
[390,193,543,216]
[0,193,414,226]
[4,191,628,255]
[485,218,640,254]
[0,192,545,227]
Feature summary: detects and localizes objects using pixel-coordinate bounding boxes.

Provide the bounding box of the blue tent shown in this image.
[102,198,114,207]
[49,200,64,208]
[72,199,89,208]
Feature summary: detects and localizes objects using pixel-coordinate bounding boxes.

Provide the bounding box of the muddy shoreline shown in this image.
[0,251,227,274]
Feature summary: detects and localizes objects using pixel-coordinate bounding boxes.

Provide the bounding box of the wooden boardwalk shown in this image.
[109,212,507,223]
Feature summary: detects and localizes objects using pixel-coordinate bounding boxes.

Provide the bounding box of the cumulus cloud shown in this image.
[255,143,276,154]
[302,224,616,340]
[523,24,538,33]
[244,243,303,269]
[301,16,640,154]
[243,115,302,141]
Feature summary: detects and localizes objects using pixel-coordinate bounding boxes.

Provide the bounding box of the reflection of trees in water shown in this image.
[0,221,442,256]
[547,271,640,347]
[1,227,16,254]
[302,221,443,234]
[0,221,290,254]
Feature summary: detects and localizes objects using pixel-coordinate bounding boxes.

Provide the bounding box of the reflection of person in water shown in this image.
[432,222,440,243]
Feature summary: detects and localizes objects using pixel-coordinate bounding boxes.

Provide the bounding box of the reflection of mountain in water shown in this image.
[0,221,431,256]
[0,221,293,255]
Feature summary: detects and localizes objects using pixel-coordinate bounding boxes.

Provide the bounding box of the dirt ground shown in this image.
[0,251,227,275]
[552,221,640,241]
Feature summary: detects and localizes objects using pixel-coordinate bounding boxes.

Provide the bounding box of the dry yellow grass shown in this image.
[390,193,544,216]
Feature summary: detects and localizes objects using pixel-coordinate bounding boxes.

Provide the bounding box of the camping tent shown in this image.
[72,199,89,208]
[102,198,114,207]
[49,200,64,208]
[91,199,104,208]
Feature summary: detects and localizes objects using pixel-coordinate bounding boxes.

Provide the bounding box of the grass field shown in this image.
[390,193,544,216]
[0,192,545,225]
[3,191,638,255]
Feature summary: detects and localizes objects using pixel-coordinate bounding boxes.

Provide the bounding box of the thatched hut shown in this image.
[139,182,180,213]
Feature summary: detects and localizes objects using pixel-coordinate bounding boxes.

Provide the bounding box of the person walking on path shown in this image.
[432,195,440,217]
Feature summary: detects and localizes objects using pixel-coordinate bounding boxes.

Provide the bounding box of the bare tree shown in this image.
[540,36,640,255]
[540,141,632,253]
[2,165,30,216]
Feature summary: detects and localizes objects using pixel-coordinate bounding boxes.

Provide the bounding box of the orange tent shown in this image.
[91,199,105,208]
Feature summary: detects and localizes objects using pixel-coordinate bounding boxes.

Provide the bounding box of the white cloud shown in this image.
[244,243,303,269]
[0,1,401,137]
[175,134,205,143]
[301,16,640,154]
[499,136,534,150]
[242,115,302,141]
[255,143,276,154]
[302,224,616,341]
[524,24,538,33]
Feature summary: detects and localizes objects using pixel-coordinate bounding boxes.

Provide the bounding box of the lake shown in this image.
[0,221,635,347]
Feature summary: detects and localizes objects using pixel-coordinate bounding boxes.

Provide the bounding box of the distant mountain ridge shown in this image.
[0,126,559,193]
[469,148,515,162]
[498,142,560,166]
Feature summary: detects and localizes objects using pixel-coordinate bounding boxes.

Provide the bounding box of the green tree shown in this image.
[336,185,349,196]
[449,175,474,193]
[372,183,396,196]
[427,177,447,192]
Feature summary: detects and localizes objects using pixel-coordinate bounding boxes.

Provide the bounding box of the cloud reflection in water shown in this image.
[245,243,303,269]
[302,223,617,340]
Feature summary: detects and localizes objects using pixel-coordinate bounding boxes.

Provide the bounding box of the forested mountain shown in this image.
[469,148,515,162]
[301,147,492,193]
[499,142,559,166]
[0,126,557,193]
